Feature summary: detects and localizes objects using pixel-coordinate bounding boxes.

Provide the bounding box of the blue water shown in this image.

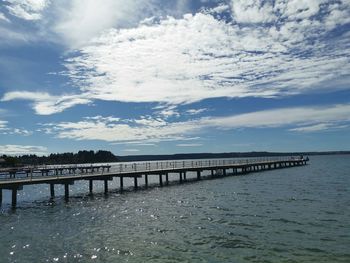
[0,155,349,262]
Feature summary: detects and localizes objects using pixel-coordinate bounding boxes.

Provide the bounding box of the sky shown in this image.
[0,0,349,156]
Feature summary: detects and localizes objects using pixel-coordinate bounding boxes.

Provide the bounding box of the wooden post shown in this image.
[159,174,163,186]
[64,184,69,201]
[145,174,148,187]
[184,172,187,181]
[179,172,183,183]
[12,188,17,208]
[223,169,227,176]
[50,184,55,198]
[89,180,93,195]
[134,177,138,190]
[165,173,169,185]
[197,170,201,180]
[211,170,214,177]
[104,179,108,194]
[0,188,2,205]
[120,177,124,192]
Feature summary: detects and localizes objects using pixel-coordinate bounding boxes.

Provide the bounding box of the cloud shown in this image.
[1,1,350,114]
[40,103,350,143]
[122,149,140,152]
[0,12,10,22]
[0,120,8,130]
[5,0,50,20]
[201,104,350,130]
[1,91,91,115]
[176,143,203,147]
[186,108,207,115]
[231,0,275,23]
[52,0,156,48]
[56,10,348,109]
[42,115,200,143]
[0,118,32,135]
[0,144,47,155]
[289,123,349,133]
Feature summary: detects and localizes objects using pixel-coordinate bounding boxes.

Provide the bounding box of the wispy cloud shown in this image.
[122,149,140,152]
[1,91,91,115]
[5,0,50,20]
[40,103,350,143]
[289,123,349,133]
[0,144,47,155]
[186,108,207,115]
[0,118,32,136]
[0,12,10,22]
[0,120,8,130]
[176,143,203,147]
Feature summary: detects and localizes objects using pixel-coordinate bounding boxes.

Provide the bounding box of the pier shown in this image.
[0,157,308,208]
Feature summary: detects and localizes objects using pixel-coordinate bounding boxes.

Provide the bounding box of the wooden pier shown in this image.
[0,157,309,208]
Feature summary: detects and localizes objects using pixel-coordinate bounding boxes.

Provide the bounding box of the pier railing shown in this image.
[0,157,304,181]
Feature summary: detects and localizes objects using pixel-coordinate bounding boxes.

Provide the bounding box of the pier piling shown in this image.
[145,174,148,187]
[159,174,163,186]
[11,188,17,208]
[120,177,124,192]
[50,184,55,198]
[89,180,93,195]
[104,179,108,194]
[64,184,69,201]
[197,171,201,180]
[134,177,138,190]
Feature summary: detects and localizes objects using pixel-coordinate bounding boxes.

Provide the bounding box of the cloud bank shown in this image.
[42,103,350,143]
[0,144,47,155]
[1,0,349,115]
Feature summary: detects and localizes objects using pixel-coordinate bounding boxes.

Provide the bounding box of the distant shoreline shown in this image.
[117,151,350,162]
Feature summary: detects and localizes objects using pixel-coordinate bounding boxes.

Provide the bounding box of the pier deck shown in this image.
[0,157,309,208]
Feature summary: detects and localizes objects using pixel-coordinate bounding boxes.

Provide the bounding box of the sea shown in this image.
[0,155,349,262]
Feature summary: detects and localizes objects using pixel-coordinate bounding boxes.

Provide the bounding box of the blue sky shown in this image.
[0,0,349,155]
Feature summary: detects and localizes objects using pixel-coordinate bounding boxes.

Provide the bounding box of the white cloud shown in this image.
[201,104,350,129]
[5,0,50,20]
[41,103,350,143]
[177,143,203,147]
[52,11,348,111]
[1,91,91,115]
[1,1,349,114]
[186,108,207,115]
[156,105,180,118]
[0,120,8,130]
[122,149,140,152]
[42,115,200,143]
[282,0,323,20]
[289,123,349,133]
[0,12,10,22]
[231,0,275,23]
[0,118,32,135]
[0,144,47,155]
[52,0,154,48]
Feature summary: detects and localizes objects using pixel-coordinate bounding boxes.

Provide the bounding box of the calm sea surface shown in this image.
[0,155,349,262]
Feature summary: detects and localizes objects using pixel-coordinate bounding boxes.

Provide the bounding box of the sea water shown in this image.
[0,155,349,262]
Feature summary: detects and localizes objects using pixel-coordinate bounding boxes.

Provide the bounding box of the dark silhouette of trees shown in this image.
[0,150,118,167]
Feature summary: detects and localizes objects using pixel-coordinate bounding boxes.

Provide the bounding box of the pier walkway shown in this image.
[0,157,309,208]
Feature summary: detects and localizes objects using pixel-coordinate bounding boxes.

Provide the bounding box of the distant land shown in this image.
[117,151,350,162]
[1,150,349,167]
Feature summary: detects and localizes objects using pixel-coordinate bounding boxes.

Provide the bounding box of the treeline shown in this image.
[118,151,350,162]
[0,150,119,167]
